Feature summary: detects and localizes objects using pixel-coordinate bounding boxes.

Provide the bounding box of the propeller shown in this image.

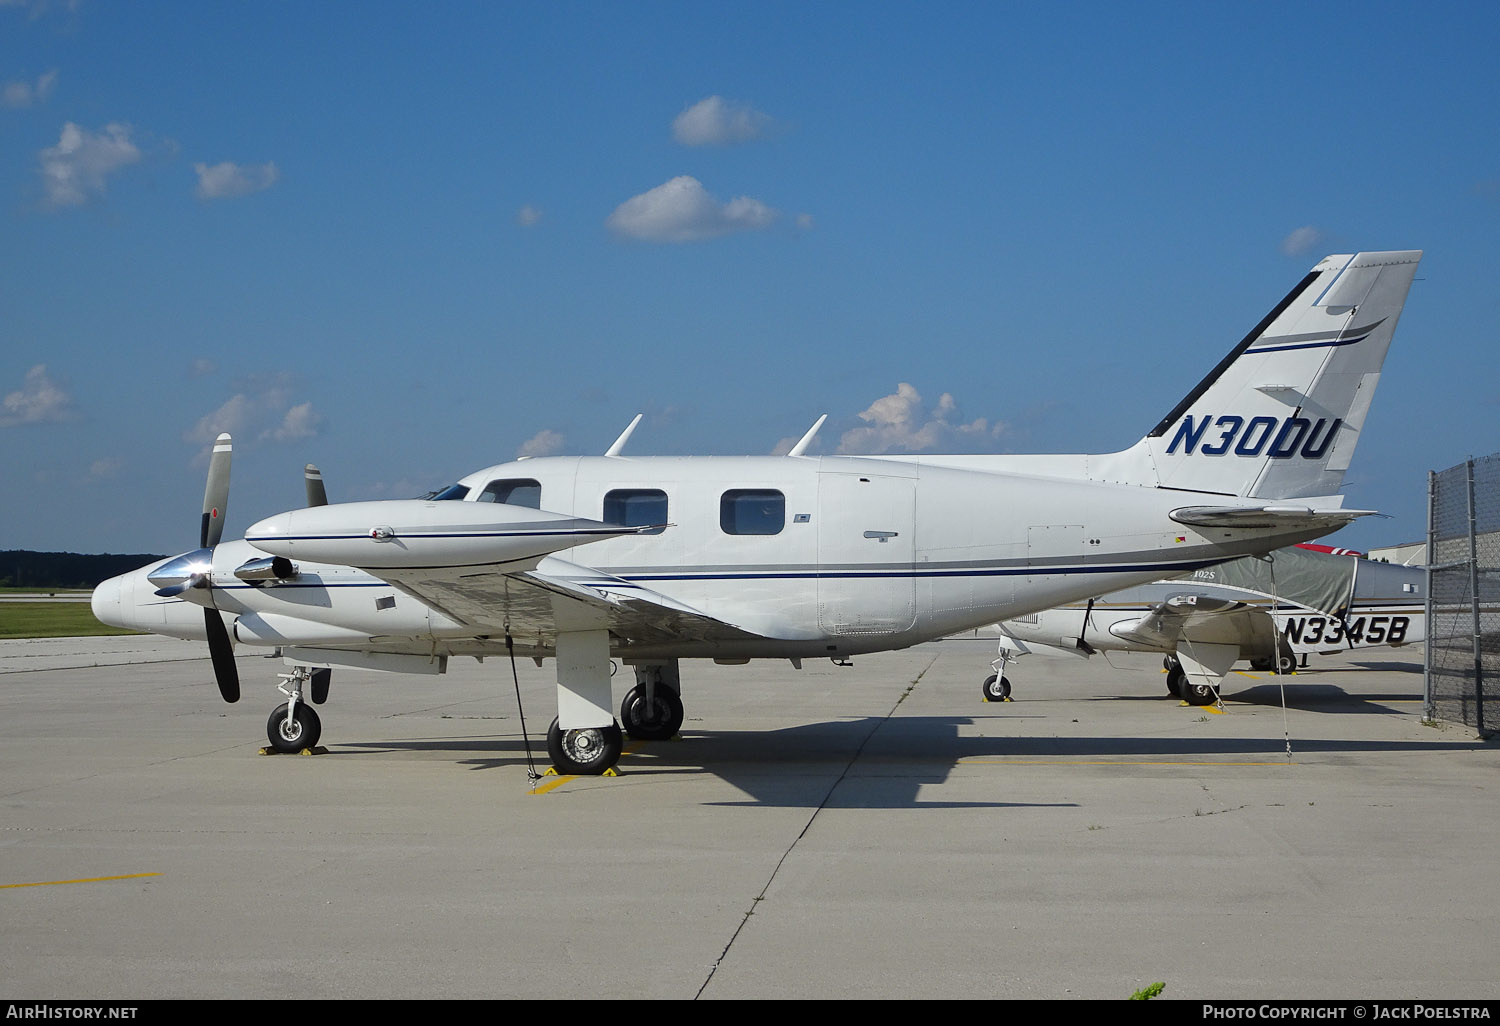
[199,433,239,702]
[148,433,239,703]
[304,464,327,507]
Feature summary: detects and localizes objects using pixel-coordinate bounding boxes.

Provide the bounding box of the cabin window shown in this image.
[604,489,667,535]
[720,489,785,535]
[478,478,541,508]
[426,483,470,501]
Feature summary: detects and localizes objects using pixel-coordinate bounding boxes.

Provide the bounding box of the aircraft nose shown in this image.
[91,573,125,629]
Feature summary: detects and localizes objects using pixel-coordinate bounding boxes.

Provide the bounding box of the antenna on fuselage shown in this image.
[605,413,644,457]
[787,414,828,457]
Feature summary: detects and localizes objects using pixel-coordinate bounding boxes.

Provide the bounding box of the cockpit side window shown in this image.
[478,478,542,508]
[427,483,470,501]
[604,488,667,535]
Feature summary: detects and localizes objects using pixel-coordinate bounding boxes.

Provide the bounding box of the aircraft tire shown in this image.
[1181,678,1217,706]
[547,718,623,776]
[981,673,1012,702]
[1275,643,1297,675]
[1166,665,1185,698]
[619,685,684,741]
[266,704,322,753]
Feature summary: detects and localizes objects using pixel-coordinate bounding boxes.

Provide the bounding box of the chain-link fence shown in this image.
[1425,454,1500,733]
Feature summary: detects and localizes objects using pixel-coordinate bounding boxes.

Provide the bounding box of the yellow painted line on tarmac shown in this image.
[1,872,161,890]
[959,758,1293,767]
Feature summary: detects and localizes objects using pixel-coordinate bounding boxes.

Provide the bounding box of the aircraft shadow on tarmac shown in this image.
[326,711,1483,808]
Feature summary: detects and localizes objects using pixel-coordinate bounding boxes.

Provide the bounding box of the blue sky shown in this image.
[2,1,1496,557]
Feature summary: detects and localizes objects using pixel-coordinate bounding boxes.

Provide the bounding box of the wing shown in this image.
[380,555,777,648]
[244,497,786,654]
[1109,593,1278,653]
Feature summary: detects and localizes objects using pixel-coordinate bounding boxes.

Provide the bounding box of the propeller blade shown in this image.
[304,464,328,507]
[203,609,240,703]
[201,433,232,549]
[311,668,331,704]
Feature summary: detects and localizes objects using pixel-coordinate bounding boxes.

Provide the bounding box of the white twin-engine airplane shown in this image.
[93,250,1421,775]
[987,544,1426,707]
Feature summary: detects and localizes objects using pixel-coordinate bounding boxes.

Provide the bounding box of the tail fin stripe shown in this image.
[1251,318,1385,354]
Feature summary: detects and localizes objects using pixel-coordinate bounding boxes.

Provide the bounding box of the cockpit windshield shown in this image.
[422,483,471,501]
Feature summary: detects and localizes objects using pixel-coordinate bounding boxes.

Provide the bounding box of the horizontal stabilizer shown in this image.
[1169,505,1377,531]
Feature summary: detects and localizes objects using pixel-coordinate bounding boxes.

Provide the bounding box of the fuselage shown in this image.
[93,453,1355,664]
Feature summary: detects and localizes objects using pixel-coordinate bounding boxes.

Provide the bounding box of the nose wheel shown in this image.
[266,704,322,753]
[982,650,1015,702]
[265,666,323,753]
[981,672,1012,702]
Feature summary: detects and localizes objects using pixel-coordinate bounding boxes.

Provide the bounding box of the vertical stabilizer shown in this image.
[1098,251,1420,499]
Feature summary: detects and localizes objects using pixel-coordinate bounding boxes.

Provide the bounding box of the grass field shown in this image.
[0,602,141,639]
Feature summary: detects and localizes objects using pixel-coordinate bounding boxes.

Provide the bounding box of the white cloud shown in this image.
[183,375,323,454]
[837,383,1003,454]
[516,204,542,227]
[87,457,122,480]
[38,122,142,207]
[267,401,322,442]
[672,95,774,146]
[2,68,57,108]
[0,364,73,426]
[607,175,778,243]
[193,160,279,200]
[1281,226,1324,257]
[1,1,80,22]
[518,429,565,458]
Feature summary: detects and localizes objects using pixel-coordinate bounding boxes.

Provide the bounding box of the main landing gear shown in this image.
[544,658,685,775]
[1248,641,1297,675]
[264,665,326,753]
[1164,657,1218,707]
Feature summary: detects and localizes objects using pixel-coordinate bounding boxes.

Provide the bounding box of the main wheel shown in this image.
[981,673,1012,702]
[547,718,623,775]
[620,685,684,741]
[266,704,322,753]
[1181,677,1218,706]
[1166,664,1185,698]
[1274,642,1297,675]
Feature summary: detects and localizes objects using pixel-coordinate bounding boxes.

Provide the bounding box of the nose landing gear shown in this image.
[264,666,323,753]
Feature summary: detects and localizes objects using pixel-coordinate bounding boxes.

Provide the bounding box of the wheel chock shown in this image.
[542,765,622,777]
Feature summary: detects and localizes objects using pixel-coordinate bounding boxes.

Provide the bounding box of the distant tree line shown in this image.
[0,550,166,590]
